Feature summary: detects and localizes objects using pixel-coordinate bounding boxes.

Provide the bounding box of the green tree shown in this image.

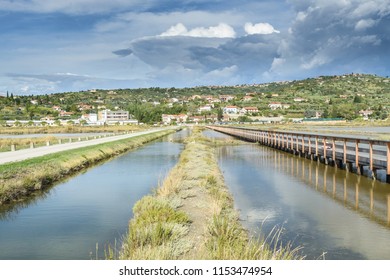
[353,95,363,103]
[217,108,223,121]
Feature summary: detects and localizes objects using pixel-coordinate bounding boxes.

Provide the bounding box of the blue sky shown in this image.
[0,0,389,95]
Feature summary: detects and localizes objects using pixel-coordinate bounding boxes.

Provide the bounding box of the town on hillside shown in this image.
[0,74,389,126]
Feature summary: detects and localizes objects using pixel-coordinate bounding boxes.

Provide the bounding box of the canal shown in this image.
[0,129,188,260]
[204,129,390,260]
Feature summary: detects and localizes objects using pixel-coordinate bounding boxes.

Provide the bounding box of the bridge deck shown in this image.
[207,125,390,183]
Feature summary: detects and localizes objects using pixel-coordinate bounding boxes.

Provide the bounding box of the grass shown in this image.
[0,136,59,152]
[119,195,191,260]
[118,126,302,260]
[0,124,150,135]
[0,129,176,205]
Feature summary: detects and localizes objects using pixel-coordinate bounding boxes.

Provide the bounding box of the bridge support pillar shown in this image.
[375,169,388,182]
[335,159,343,168]
[327,157,335,166]
[361,166,375,179]
[351,163,361,175]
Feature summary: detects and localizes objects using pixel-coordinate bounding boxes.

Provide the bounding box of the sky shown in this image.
[0,0,389,95]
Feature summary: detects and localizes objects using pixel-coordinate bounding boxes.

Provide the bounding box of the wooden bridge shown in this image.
[207,125,390,183]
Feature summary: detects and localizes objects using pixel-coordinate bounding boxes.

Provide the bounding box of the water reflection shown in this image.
[0,130,186,260]
[216,141,390,259]
[276,149,390,227]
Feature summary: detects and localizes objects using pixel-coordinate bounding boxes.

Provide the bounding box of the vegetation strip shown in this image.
[0,129,176,205]
[117,127,302,260]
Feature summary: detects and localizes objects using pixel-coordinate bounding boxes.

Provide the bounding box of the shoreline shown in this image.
[0,129,177,205]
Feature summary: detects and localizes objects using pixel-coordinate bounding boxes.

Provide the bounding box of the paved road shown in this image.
[0,128,170,165]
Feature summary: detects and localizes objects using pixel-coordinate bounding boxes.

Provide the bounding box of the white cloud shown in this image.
[301,55,329,70]
[244,22,280,35]
[355,19,377,31]
[160,23,236,38]
[160,23,188,37]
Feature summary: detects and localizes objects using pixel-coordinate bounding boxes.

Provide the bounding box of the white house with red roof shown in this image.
[223,105,239,114]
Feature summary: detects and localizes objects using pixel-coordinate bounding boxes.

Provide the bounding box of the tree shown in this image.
[217,108,223,121]
[353,95,363,103]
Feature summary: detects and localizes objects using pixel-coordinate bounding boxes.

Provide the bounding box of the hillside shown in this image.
[1,73,389,124]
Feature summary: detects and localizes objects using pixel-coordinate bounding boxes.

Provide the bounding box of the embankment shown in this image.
[0,129,177,205]
[118,127,302,260]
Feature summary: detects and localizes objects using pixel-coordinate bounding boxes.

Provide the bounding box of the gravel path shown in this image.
[0,128,169,165]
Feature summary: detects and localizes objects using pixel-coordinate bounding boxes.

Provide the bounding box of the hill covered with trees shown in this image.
[1,73,389,124]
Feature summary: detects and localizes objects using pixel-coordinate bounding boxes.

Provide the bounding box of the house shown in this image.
[198,105,212,112]
[223,105,239,114]
[294,97,306,102]
[359,110,373,120]
[188,115,205,123]
[268,102,282,110]
[269,102,290,110]
[219,95,234,102]
[98,109,129,123]
[222,114,231,122]
[81,113,98,123]
[241,107,259,114]
[59,111,74,118]
[243,96,253,102]
[52,106,62,111]
[78,103,93,111]
[162,114,188,124]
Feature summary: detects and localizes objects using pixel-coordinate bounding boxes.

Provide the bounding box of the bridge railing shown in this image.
[206,125,390,183]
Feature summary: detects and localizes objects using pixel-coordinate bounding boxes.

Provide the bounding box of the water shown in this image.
[207,130,390,260]
[0,129,188,260]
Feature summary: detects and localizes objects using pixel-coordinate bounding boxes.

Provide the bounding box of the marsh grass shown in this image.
[119,126,302,260]
[203,215,303,260]
[0,130,175,205]
[0,136,57,152]
[0,125,149,135]
[119,195,191,260]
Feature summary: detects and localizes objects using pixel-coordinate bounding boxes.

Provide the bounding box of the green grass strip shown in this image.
[0,129,176,205]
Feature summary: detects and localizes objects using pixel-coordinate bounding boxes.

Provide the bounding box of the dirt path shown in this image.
[0,128,170,165]
[176,141,216,259]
